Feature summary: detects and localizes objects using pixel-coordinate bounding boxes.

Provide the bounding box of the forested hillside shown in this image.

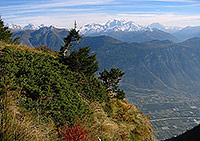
[0,19,154,140]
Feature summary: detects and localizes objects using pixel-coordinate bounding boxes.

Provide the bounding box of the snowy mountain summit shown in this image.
[79,19,182,34]
[79,19,149,34]
[6,23,49,31]
[148,22,182,33]
[7,19,182,34]
[6,23,22,31]
[23,24,39,30]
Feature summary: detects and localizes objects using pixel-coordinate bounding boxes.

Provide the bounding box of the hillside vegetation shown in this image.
[0,36,154,140]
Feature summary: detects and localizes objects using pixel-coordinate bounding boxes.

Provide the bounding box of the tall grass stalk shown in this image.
[0,78,58,140]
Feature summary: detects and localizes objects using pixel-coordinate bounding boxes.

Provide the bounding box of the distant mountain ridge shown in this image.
[12,27,200,96]
[173,26,200,41]
[7,23,52,31]
[148,22,182,33]
[12,22,179,46]
[90,28,178,42]
[79,19,147,34]
[79,19,180,42]
[80,19,182,34]
[79,36,200,95]
[7,19,182,33]
[12,26,69,50]
[9,19,200,42]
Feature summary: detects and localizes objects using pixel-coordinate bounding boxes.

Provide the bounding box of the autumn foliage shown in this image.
[58,121,94,141]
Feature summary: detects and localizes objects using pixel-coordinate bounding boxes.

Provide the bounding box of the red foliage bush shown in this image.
[58,121,94,141]
[120,131,128,139]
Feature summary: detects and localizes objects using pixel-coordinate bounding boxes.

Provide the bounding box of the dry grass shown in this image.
[0,41,58,58]
[88,99,155,141]
[0,78,59,141]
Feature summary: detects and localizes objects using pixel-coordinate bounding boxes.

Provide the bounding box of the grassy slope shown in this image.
[0,41,154,140]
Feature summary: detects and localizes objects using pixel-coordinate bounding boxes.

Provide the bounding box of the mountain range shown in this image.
[12,26,69,50]
[10,19,200,43]
[10,19,200,94]
[10,22,200,95]
[80,36,200,96]
[79,19,200,41]
[11,20,180,48]
[12,25,179,50]
[79,19,182,34]
[6,23,46,31]
[8,19,182,32]
[174,25,200,41]
[12,24,200,95]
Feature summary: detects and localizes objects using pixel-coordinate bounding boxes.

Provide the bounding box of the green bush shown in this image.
[99,68,125,99]
[0,46,107,125]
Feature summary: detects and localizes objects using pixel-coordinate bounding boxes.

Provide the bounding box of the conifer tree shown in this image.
[0,17,19,44]
[99,68,125,99]
[64,46,99,76]
[60,21,99,76]
[60,21,81,56]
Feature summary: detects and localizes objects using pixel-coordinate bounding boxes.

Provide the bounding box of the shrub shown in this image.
[0,46,91,125]
[58,121,95,141]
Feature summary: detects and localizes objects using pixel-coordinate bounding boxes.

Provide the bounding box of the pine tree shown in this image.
[60,21,81,56]
[64,46,99,76]
[0,17,19,44]
[99,68,125,99]
[60,21,99,76]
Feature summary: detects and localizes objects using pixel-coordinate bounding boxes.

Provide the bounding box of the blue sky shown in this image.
[1,0,200,28]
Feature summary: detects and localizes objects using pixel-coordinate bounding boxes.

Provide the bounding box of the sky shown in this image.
[1,0,200,28]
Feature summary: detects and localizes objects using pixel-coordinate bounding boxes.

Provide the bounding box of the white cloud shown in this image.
[5,11,200,28]
[5,8,101,15]
[0,0,114,11]
[2,0,200,28]
[4,12,112,28]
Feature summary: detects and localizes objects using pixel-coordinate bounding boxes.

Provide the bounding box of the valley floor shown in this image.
[126,91,200,140]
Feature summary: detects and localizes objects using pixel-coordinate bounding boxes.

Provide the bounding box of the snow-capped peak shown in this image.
[105,19,127,27]
[79,19,148,34]
[39,24,45,28]
[23,24,39,30]
[6,23,22,31]
[148,23,182,33]
[6,23,49,31]
[148,23,166,30]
